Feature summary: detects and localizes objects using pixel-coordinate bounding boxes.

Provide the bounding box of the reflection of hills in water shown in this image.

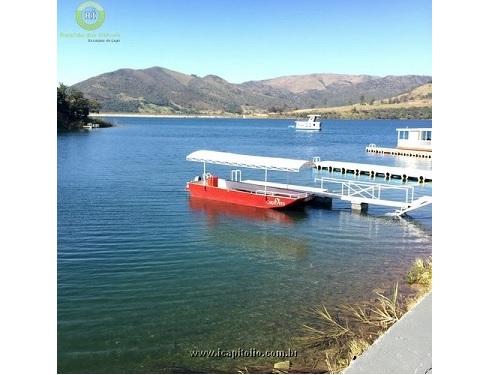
[189,197,307,226]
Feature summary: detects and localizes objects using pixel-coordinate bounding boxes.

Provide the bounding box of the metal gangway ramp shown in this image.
[315,177,432,216]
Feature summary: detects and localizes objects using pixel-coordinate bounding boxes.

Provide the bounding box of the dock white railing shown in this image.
[231,169,242,182]
[254,189,309,199]
[315,177,415,204]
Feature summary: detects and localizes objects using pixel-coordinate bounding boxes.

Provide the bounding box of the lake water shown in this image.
[57,118,432,373]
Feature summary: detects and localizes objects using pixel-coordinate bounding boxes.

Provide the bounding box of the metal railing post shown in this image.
[264,168,268,195]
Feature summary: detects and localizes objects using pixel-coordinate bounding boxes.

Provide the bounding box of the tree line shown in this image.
[57,84,111,131]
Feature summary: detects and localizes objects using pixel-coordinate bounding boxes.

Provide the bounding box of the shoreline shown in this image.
[89,112,281,119]
[292,257,432,374]
[344,291,432,374]
[90,113,433,121]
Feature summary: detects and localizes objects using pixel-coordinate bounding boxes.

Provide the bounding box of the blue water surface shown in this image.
[58,118,432,373]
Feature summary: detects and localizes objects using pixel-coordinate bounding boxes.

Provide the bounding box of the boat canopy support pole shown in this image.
[264,168,268,195]
[203,162,206,181]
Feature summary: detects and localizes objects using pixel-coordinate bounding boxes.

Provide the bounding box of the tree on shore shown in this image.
[57,84,105,131]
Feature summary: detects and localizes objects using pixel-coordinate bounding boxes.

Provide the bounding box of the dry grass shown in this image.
[290,83,432,115]
[299,284,404,373]
[368,283,403,328]
[342,283,402,331]
[292,100,431,115]
[300,305,351,348]
[407,258,432,287]
[323,338,370,374]
[240,258,433,374]
[298,255,433,374]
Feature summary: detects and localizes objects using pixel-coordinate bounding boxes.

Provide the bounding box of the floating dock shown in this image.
[366,145,432,159]
[241,159,433,215]
[315,177,432,215]
[242,178,432,216]
[313,157,432,183]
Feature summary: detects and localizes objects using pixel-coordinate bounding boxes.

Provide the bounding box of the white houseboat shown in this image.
[295,115,321,131]
[366,127,432,158]
[396,128,432,151]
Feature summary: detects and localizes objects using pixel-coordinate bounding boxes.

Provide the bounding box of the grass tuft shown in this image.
[342,283,402,330]
[300,283,406,373]
[369,283,402,328]
[300,305,351,348]
[292,258,432,374]
[407,257,432,287]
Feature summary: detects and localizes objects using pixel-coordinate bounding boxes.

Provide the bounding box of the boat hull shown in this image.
[187,182,307,209]
[295,122,321,131]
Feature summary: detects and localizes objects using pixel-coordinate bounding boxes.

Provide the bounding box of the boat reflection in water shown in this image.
[189,197,310,260]
[189,197,306,226]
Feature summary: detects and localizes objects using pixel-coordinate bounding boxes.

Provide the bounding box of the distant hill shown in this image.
[288,83,432,119]
[72,66,431,115]
[256,73,373,93]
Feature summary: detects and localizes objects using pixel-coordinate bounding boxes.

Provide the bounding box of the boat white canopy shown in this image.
[186,150,314,172]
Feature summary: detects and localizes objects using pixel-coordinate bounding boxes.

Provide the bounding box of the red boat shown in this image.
[186,150,314,210]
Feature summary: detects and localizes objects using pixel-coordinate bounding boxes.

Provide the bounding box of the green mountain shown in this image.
[72,66,431,114]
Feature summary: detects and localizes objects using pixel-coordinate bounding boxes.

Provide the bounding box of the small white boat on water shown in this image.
[295,115,321,131]
[82,123,92,131]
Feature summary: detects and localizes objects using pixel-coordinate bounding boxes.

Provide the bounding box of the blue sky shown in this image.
[58,0,431,85]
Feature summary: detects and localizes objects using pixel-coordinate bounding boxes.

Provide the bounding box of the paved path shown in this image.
[344,293,432,374]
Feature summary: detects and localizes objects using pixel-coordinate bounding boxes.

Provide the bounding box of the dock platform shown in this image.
[242,177,432,216]
[313,158,432,183]
[242,180,328,194]
[366,145,432,159]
